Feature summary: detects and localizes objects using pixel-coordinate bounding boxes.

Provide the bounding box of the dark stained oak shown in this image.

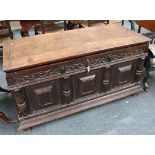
[3,24,150,131]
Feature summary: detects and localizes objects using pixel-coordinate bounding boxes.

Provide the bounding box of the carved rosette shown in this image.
[13,88,29,118]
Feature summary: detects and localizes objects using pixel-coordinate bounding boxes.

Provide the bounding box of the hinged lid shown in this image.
[3,24,150,72]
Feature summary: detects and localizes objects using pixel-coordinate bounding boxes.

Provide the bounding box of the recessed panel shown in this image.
[26,80,61,112]
[73,71,99,100]
[111,61,135,88]
[35,86,54,107]
[118,65,132,84]
[79,74,96,96]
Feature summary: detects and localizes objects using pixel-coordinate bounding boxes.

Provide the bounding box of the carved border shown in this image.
[89,49,144,67]
[14,49,145,85]
[15,63,85,85]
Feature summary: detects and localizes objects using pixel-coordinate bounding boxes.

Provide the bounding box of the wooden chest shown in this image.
[3,24,150,130]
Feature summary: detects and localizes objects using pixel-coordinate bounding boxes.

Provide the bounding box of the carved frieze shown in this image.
[89,57,108,67]
[14,49,144,85]
[89,49,144,67]
[15,63,85,85]
[62,63,85,73]
[15,68,61,84]
[108,50,144,61]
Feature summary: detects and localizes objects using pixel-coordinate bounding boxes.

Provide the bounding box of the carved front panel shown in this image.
[72,70,99,100]
[26,80,61,112]
[111,60,136,88]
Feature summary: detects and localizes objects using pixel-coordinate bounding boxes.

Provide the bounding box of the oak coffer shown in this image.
[3,24,150,130]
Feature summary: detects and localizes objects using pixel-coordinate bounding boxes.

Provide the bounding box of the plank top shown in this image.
[3,24,150,72]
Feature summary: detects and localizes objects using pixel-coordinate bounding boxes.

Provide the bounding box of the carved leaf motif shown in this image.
[90,50,144,67]
[65,63,85,72]
[90,57,107,67]
[15,63,85,85]
[15,68,61,84]
[15,74,36,84]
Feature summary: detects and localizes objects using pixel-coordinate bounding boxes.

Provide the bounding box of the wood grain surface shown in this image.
[3,24,150,72]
